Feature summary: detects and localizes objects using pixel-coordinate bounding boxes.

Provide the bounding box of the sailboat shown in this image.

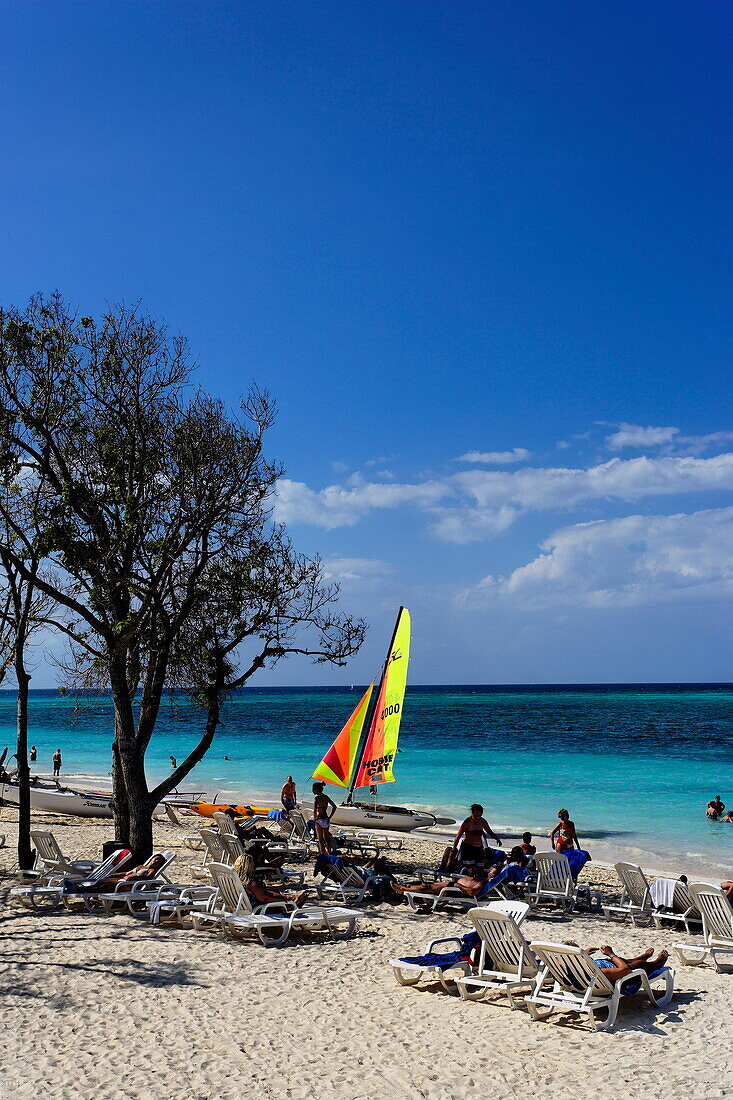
[307,607,453,832]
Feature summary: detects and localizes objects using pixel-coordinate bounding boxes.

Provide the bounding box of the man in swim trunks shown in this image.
[312,781,337,854]
[550,808,580,852]
[568,942,669,983]
[395,866,490,899]
[707,795,725,819]
[281,776,297,812]
[451,804,502,867]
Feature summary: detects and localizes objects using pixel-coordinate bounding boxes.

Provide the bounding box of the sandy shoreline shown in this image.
[1,805,732,1099]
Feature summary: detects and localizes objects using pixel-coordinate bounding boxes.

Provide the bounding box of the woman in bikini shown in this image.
[233,854,308,908]
[550,808,580,853]
[312,781,337,854]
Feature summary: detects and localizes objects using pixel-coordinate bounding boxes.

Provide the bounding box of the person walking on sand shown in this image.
[550,808,580,852]
[451,804,502,867]
[281,776,297,812]
[312,781,337,854]
[52,749,62,777]
[29,746,37,763]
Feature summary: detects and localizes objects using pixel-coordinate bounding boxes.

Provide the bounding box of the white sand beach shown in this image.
[1,809,732,1100]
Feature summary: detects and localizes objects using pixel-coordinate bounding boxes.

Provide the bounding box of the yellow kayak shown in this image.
[188,802,275,820]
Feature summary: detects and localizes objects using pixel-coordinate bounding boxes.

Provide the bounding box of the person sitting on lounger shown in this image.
[395,866,490,899]
[567,942,669,982]
[233,854,308,908]
[519,832,536,856]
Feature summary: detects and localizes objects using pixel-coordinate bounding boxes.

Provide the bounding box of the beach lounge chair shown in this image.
[196,828,230,874]
[191,863,361,946]
[10,848,133,911]
[525,942,675,1032]
[218,831,305,887]
[315,859,374,905]
[651,878,702,935]
[602,862,653,925]
[455,904,539,1009]
[28,830,98,881]
[88,851,177,913]
[390,901,529,993]
[674,883,733,972]
[529,853,578,912]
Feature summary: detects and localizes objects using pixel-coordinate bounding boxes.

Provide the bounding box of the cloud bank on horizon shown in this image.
[275,423,733,615]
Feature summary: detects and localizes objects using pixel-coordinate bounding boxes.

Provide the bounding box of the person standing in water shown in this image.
[52,749,62,777]
[550,808,580,852]
[312,781,336,854]
[29,746,37,763]
[280,776,297,812]
[707,795,725,819]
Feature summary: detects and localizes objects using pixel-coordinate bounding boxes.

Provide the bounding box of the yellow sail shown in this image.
[354,608,410,787]
[311,684,373,787]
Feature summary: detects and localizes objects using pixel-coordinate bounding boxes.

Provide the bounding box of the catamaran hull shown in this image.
[303,799,444,832]
[0,782,204,820]
[0,782,114,818]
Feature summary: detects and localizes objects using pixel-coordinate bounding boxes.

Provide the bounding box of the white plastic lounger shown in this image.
[10,848,133,911]
[315,864,374,905]
[391,901,529,993]
[602,862,653,925]
[525,942,674,1032]
[651,879,702,935]
[455,905,539,1009]
[28,830,98,881]
[529,853,578,912]
[192,863,360,946]
[88,851,177,912]
[674,883,733,971]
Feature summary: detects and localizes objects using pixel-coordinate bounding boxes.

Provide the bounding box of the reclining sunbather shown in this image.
[234,854,308,908]
[67,854,167,893]
[568,942,669,982]
[395,866,490,899]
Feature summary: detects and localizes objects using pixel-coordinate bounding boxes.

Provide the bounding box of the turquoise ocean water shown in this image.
[2,685,732,878]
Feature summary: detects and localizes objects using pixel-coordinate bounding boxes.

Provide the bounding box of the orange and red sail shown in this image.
[311,684,373,788]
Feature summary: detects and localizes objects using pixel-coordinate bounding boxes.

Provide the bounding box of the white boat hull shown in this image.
[0,782,114,818]
[0,782,203,820]
[302,799,444,832]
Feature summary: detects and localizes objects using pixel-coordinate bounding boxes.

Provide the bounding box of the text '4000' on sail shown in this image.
[311,608,452,832]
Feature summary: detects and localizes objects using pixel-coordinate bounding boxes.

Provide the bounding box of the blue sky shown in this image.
[2,1,732,684]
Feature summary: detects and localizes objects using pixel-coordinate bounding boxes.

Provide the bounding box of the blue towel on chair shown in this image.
[398,931,481,969]
[480,864,528,895]
[314,853,346,877]
[595,959,669,996]
[565,849,591,880]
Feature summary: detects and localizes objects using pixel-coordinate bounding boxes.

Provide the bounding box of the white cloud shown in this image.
[321,557,394,583]
[454,448,531,465]
[275,452,733,542]
[273,476,451,530]
[466,506,733,608]
[606,424,679,450]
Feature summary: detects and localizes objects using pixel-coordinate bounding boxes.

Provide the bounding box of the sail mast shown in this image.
[345,606,404,805]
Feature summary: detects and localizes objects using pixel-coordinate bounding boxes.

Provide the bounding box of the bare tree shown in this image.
[0,295,365,858]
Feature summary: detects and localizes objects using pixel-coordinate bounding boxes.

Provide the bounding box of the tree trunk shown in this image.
[111,739,130,847]
[15,662,32,870]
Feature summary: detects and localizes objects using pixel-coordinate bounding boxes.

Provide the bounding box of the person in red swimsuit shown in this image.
[550,808,580,853]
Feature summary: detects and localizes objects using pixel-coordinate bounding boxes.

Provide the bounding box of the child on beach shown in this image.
[550,808,580,852]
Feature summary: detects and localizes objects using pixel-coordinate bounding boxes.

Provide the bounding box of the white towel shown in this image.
[650,877,676,908]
